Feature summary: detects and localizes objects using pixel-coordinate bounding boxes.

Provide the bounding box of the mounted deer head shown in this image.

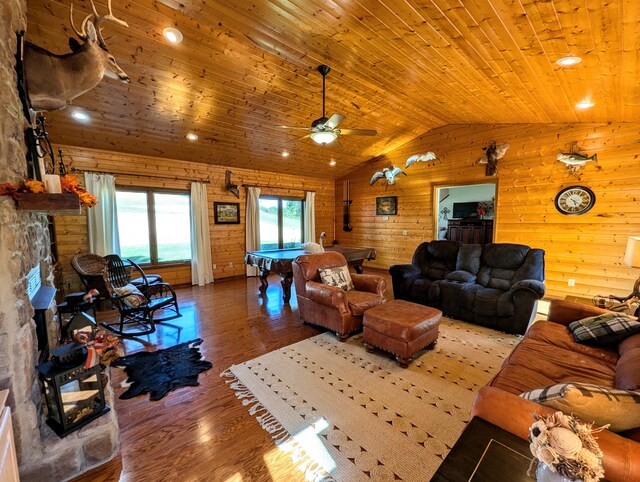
[24,0,130,111]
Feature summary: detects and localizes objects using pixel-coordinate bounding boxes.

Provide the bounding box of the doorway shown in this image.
[435,183,497,244]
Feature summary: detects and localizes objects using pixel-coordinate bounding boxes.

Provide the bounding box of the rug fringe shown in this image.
[221,368,333,482]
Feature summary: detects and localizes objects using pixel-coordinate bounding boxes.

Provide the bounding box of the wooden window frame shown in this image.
[259,195,305,249]
[116,186,192,267]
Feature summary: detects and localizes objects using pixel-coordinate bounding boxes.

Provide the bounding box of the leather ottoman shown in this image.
[363,299,442,367]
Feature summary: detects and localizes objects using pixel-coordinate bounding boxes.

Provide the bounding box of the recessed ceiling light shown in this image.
[282,151,290,157]
[329,160,337,166]
[186,133,198,141]
[70,110,90,123]
[163,27,183,44]
[575,99,595,109]
[556,56,582,67]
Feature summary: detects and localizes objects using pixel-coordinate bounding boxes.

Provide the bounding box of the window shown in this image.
[259,197,304,250]
[116,189,192,264]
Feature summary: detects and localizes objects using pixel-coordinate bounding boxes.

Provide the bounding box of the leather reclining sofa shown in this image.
[472,300,640,482]
[390,240,545,335]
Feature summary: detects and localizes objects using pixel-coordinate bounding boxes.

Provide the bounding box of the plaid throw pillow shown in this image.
[568,312,640,345]
[113,283,147,308]
[520,382,640,432]
[318,266,354,291]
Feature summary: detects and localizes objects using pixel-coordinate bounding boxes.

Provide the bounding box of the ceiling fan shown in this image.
[277,65,377,145]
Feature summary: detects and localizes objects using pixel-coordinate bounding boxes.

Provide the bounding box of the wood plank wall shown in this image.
[335,123,640,299]
[55,146,335,292]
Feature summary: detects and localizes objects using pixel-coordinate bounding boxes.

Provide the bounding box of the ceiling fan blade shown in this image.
[325,113,345,129]
[328,137,342,149]
[339,128,378,136]
[276,125,313,130]
[286,133,312,143]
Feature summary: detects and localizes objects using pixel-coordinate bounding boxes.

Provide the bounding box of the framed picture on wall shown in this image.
[376,196,397,215]
[214,202,240,224]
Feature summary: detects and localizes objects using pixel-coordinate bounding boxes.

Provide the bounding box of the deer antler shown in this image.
[69,3,91,40]
[69,1,129,48]
[90,0,129,50]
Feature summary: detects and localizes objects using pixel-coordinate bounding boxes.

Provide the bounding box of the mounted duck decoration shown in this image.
[557,151,597,175]
[24,0,130,111]
[475,141,509,176]
[370,166,407,186]
[225,170,240,198]
[405,151,438,169]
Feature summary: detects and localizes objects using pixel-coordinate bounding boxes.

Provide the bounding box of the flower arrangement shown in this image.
[528,411,606,482]
[0,174,97,208]
[477,197,494,217]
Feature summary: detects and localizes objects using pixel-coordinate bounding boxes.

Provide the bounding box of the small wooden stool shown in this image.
[363,299,442,367]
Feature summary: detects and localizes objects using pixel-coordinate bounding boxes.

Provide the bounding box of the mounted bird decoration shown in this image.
[475,141,509,176]
[23,0,130,111]
[370,166,407,186]
[557,152,597,175]
[405,151,438,169]
[225,170,240,198]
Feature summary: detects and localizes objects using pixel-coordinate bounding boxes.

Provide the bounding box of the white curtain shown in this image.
[304,191,316,243]
[84,173,120,256]
[190,182,214,286]
[245,187,261,276]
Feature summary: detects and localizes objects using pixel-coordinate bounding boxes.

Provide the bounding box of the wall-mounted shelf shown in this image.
[14,193,81,215]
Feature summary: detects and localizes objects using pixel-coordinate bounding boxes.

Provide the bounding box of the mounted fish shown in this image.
[475,142,509,176]
[370,166,407,186]
[224,170,239,198]
[557,152,597,175]
[405,151,438,169]
[24,0,130,111]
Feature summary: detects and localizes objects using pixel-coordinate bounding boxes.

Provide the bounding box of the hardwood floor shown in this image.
[73,269,393,482]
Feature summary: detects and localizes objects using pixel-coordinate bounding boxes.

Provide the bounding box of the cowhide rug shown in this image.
[113,338,212,401]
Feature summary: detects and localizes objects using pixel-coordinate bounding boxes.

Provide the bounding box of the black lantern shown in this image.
[37,343,109,437]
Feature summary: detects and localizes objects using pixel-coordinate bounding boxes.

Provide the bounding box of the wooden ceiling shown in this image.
[26,0,639,178]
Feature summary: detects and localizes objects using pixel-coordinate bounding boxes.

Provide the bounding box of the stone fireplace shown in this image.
[0,1,119,479]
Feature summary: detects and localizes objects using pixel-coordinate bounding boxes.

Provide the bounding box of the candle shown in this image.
[43,174,62,193]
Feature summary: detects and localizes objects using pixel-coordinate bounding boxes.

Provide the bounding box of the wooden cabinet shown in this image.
[446,219,493,245]
[0,390,19,482]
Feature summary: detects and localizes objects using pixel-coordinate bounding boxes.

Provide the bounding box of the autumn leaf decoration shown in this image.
[0,175,97,208]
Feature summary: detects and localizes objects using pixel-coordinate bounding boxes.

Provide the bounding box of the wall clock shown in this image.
[554,186,596,215]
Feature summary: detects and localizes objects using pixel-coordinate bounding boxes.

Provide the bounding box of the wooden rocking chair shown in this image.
[102,255,181,336]
[71,253,110,298]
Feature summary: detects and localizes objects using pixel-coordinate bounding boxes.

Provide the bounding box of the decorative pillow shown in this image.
[568,312,640,345]
[520,382,640,432]
[318,266,354,291]
[113,283,147,308]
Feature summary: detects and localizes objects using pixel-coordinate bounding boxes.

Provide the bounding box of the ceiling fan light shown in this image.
[310,131,337,145]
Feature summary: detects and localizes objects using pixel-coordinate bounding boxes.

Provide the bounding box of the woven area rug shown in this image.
[222,318,519,481]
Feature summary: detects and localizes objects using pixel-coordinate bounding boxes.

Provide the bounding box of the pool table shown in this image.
[245,245,377,303]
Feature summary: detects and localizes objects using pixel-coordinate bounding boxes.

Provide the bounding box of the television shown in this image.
[452,202,479,219]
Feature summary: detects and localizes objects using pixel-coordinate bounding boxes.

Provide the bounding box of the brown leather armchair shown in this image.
[293,251,386,340]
